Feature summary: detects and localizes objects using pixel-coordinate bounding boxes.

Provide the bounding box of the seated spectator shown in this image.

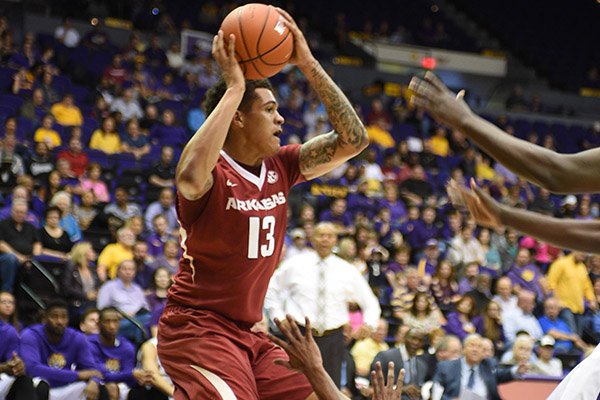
[39,206,73,260]
[50,93,83,127]
[428,126,450,157]
[378,184,407,223]
[20,87,48,125]
[478,228,501,277]
[402,291,443,336]
[97,260,151,344]
[146,266,171,315]
[417,239,441,281]
[146,215,178,258]
[0,200,41,292]
[187,98,206,132]
[89,116,121,154]
[102,54,128,88]
[104,186,142,226]
[111,88,143,122]
[144,187,178,234]
[458,262,480,295]
[144,35,166,67]
[27,141,54,183]
[131,335,175,399]
[97,227,135,281]
[124,215,145,240]
[346,178,378,219]
[88,308,153,400]
[482,300,506,355]
[0,313,36,399]
[152,239,180,275]
[444,295,483,340]
[57,136,89,178]
[72,190,98,231]
[0,185,41,227]
[148,146,175,189]
[35,67,60,104]
[166,41,183,70]
[33,114,61,149]
[448,227,485,272]
[54,17,80,47]
[465,273,493,314]
[506,247,547,301]
[534,335,563,377]
[538,297,588,354]
[351,318,389,377]
[120,119,150,160]
[20,300,106,399]
[319,198,353,236]
[149,109,187,147]
[79,308,100,335]
[11,67,34,96]
[132,241,155,291]
[0,290,21,332]
[391,267,435,319]
[78,163,109,203]
[62,242,100,322]
[50,191,82,242]
[504,290,543,345]
[500,334,538,372]
[0,135,25,193]
[139,104,159,133]
[492,276,519,318]
[430,259,460,314]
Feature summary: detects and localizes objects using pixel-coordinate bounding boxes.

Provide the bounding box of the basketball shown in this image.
[220,3,294,80]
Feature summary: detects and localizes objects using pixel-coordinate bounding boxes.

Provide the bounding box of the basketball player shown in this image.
[409,72,600,399]
[158,8,371,400]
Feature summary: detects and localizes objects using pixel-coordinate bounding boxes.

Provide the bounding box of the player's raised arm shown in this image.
[410,72,600,194]
[277,8,369,180]
[175,31,245,200]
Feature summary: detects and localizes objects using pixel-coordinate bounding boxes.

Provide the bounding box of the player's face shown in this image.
[241,88,284,157]
[100,310,121,338]
[46,308,68,337]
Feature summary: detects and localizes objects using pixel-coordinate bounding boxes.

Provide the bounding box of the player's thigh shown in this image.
[159,330,260,400]
[253,338,314,400]
[0,373,15,398]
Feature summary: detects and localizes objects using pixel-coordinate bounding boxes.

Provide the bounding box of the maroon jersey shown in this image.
[169,145,305,324]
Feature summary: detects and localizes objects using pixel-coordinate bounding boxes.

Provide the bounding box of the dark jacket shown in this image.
[61,262,100,308]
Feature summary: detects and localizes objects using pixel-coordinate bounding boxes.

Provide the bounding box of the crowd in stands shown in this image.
[0,10,600,400]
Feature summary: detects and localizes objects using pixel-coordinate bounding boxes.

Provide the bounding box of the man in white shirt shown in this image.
[265,222,381,388]
[503,290,543,346]
[54,18,80,48]
[491,276,519,318]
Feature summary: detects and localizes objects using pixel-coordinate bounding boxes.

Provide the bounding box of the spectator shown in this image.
[97,227,135,281]
[132,241,155,291]
[111,88,143,122]
[0,290,20,331]
[0,200,41,292]
[50,191,82,242]
[103,186,142,225]
[146,215,178,258]
[27,141,55,182]
[79,308,100,335]
[501,334,538,373]
[430,259,460,314]
[54,17,80,48]
[534,335,563,377]
[351,318,390,377]
[465,273,493,314]
[0,186,40,228]
[0,135,25,192]
[503,290,543,345]
[506,85,529,111]
[124,215,145,241]
[447,226,485,270]
[284,228,314,261]
[144,187,178,234]
[547,252,597,336]
[120,119,150,160]
[378,184,407,223]
[97,260,151,344]
[20,87,47,125]
[39,205,73,260]
[432,333,523,400]
[478,228,501,277]
[146,266,171,314]
[506,247,547,301]
[538,297,588,354]
[151,239,180,275]
[187,98,206,132]
[492,276,519,318]
[0,314,36,399]
[89,116,121,154]
[428,126,450,157]
[35,68,60,104]
[481,300,506,355]
[149,109,187,147]
[78,163,109,203]
[444,295,483,340]
[50,93,83,127]
[148,146,175,189]
[72,190,98,231]
[19,300,105,399]
[165,41,183,70]
[402,291,443,336]
[391,267,435,319]
[88,307,153,400]
[458,262,480,294]
[102,54,128,87]
[56,136,87,178]
[144,35,166,67]
[319,198,353,236]
[62,242,100,322]
[400,165,434,206]
[82,20,110,50]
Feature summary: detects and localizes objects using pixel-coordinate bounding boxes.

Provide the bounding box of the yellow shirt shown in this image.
[428,136,449,157]
[90,130,122,154]
[547,254,595,314]
[33,128,62,148]
[350,337,389,374]
[366,125,396,149]
[476,161,497,181]
[98,243,134,279]
[50,103,83,126]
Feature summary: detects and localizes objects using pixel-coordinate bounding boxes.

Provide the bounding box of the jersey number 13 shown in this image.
[247,216,276,259]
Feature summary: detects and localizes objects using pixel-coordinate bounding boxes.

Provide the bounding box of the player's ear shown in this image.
[233,110,244,128]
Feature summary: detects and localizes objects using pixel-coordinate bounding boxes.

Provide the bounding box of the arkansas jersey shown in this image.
[168,145,305,324]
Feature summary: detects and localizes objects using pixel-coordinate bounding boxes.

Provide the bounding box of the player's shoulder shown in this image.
[0,320,18,338]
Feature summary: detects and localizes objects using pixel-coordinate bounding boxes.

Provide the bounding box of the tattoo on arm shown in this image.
[307,61,368,150]
[299,133,338,172]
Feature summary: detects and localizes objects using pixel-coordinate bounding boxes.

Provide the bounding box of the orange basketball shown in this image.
[220,3,294,80]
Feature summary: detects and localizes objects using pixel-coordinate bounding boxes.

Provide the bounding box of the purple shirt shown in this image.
[20,325,99,388]
[87,334,136,386]
[0,320,19,362]
[506,264,545,300]
[319,209,354,227]
[443,312,483,340]
[377,198,407,223]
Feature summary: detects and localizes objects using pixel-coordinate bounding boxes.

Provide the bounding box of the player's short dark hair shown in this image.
[204,78,274,117]
[99,307,120,321]
[45,299,69,314]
